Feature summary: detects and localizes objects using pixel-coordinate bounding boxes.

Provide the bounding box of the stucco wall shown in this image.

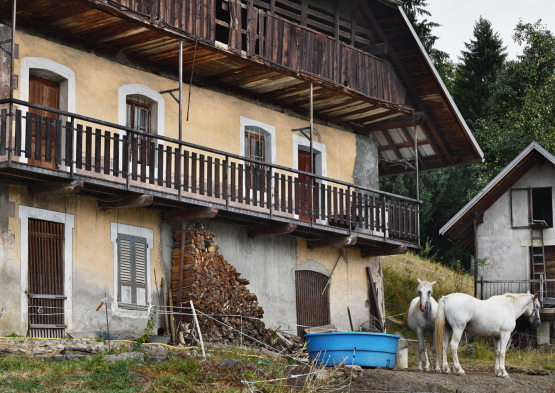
[477,164,555,286]
[0,184,169,337]
[197,220,383,334]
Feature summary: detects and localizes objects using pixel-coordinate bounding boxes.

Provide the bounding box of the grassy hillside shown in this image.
[383,252,555,373]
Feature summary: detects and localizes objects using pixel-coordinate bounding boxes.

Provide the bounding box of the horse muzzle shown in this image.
[532,318,541,329]
[420,303,426,312]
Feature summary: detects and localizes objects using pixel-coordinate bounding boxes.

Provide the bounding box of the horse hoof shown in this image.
[456,371,465,376]
[424,368,430,372]
[503,374,510,379]
[435,369,441,374]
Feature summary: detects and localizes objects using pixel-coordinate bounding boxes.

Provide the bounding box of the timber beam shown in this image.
[98,194,153,210]
[307,235,357,250]
[361,246,408,258]
[472,211,484,223]
[161,206,218,222]
[364,112,426,131]
[28,180,83,198]
[247,223,297,239]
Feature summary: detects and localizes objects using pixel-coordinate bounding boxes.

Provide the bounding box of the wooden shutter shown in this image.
[118,234,148,309]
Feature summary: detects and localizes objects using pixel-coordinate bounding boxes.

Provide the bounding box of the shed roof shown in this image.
[439,142,555,255]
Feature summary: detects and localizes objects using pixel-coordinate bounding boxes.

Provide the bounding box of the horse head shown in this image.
[417,279,436,312]
[524,291,541,328]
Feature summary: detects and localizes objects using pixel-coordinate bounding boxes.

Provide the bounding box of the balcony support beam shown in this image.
[361,246,408,258]
[98,194,153,211]
[365,112,426,131]
[161,206,218,222]
[307,235,357,250]
[247,223,297,239]
[27,180,83,198]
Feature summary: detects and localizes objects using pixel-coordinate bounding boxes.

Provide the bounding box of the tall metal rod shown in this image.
[414,127,419,200]
[310,83,314,226]
[8,0,16,164]
[178,41,183,200]
[179,41,183,142]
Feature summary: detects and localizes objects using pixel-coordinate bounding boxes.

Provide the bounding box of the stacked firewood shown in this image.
[264,329,307,357]
[171,223,266,345]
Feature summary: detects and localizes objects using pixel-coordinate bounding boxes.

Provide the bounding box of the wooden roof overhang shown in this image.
[0,0,482,176]
[439,143,555,255]
[357,0,484,176]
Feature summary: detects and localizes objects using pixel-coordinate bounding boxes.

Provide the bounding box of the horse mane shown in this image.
[417,281,432,291]
[503,293,523,312]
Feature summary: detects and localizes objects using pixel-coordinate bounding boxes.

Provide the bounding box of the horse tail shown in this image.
[403,309,408,325]
[435,297,446,367]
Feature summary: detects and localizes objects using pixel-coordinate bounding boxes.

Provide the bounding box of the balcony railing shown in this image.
[476,275,555,308]
[104,0,405,106]
[0,98,420,245]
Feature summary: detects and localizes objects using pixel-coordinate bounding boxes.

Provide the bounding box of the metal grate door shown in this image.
[28,219,66,338]
[295,270,330,337]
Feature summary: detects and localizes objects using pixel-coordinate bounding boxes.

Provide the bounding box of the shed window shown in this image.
[532,188,553,227]
[117,234,148,309]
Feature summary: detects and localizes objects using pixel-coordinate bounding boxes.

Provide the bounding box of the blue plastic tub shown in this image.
[305,332,399,368]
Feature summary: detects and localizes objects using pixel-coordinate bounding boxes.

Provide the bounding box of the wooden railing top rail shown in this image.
[0,98,421,204]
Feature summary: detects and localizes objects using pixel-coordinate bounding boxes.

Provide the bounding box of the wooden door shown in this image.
[295,270,330,337]
[27,219,66,338]
[298,150,315,222]
[28,76,59,169]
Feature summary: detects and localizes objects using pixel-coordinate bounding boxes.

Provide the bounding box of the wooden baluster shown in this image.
[223,158,229,201]
[333,187,338,225]
[245,164,251,205]
[122,134,129,178]
[46,118,55,164]
[314,182,320,221]
[85,126,92,171]
[281,174,287,212]
[65,121,74,168]
[35,114,42,160]
[147,141,155,183]
[274,173,280,211]
[266,168,272,209]
[231,162,237,203]
[113,133,120,177]
[238,163,244,203]
[14,110,22,157]
[358,192,363,228]
[199,154,205,195]
[24,112,33,159]
[215,158,220,198]
[321,183,326,221]
[165,146,172,188]
[156,144,163,185]
[339,189,344,225]
[94,128,101,173]
[131,136,138,180]
[207,156,212,197]
[287,175,293,213]
[140,139,147,182]
[104,131,111,175]
[0,109,6,156]
[175,148,182,192]
[183,150,189,192]
[191,152,197,193]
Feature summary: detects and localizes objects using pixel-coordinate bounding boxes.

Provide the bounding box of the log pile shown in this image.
[171,223,266,345]
[264,329,307,358]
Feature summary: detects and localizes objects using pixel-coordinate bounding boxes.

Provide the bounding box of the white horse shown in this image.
[405,279,440,372]
[435,292,541,378]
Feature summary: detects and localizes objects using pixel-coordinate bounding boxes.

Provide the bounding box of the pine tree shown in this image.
[453,17,508,123]
[399,0,449,65]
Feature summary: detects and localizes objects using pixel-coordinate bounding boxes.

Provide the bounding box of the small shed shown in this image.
[440,142,555,342]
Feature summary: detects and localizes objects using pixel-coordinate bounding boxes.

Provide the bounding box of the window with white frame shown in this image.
[126,95,154,165]
[117,234,148,309]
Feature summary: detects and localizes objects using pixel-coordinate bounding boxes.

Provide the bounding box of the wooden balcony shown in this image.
[0,99,420,252]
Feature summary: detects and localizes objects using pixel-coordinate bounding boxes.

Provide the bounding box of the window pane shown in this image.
[126,104,132,128]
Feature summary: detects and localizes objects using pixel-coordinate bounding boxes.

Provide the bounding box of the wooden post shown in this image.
[480,275,484,300]
[190,300,206,358]
[177,221,187,313]
[169,283,176,344]
[162,278,170,337]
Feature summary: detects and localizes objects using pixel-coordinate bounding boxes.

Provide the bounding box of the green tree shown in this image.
[473,20,555,189]
[399,0,449,65]
[452,17,508,123]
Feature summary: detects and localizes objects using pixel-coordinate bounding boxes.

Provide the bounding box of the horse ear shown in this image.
[431,281,437,286]
[417,279,422,284]
[534,294,538,300]
[527,290,530,294]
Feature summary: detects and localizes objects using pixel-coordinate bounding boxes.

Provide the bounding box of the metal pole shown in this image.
[178,41,183,201]
[104,293,111,350]
[8,0,16,164]
[310,83,314,226]
[179,41,183,142]
[414,127,419,201]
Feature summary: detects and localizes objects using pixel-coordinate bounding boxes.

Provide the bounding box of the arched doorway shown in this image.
[295,270,330,337]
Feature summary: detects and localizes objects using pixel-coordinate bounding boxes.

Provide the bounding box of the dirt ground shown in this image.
[287,366,555,392]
